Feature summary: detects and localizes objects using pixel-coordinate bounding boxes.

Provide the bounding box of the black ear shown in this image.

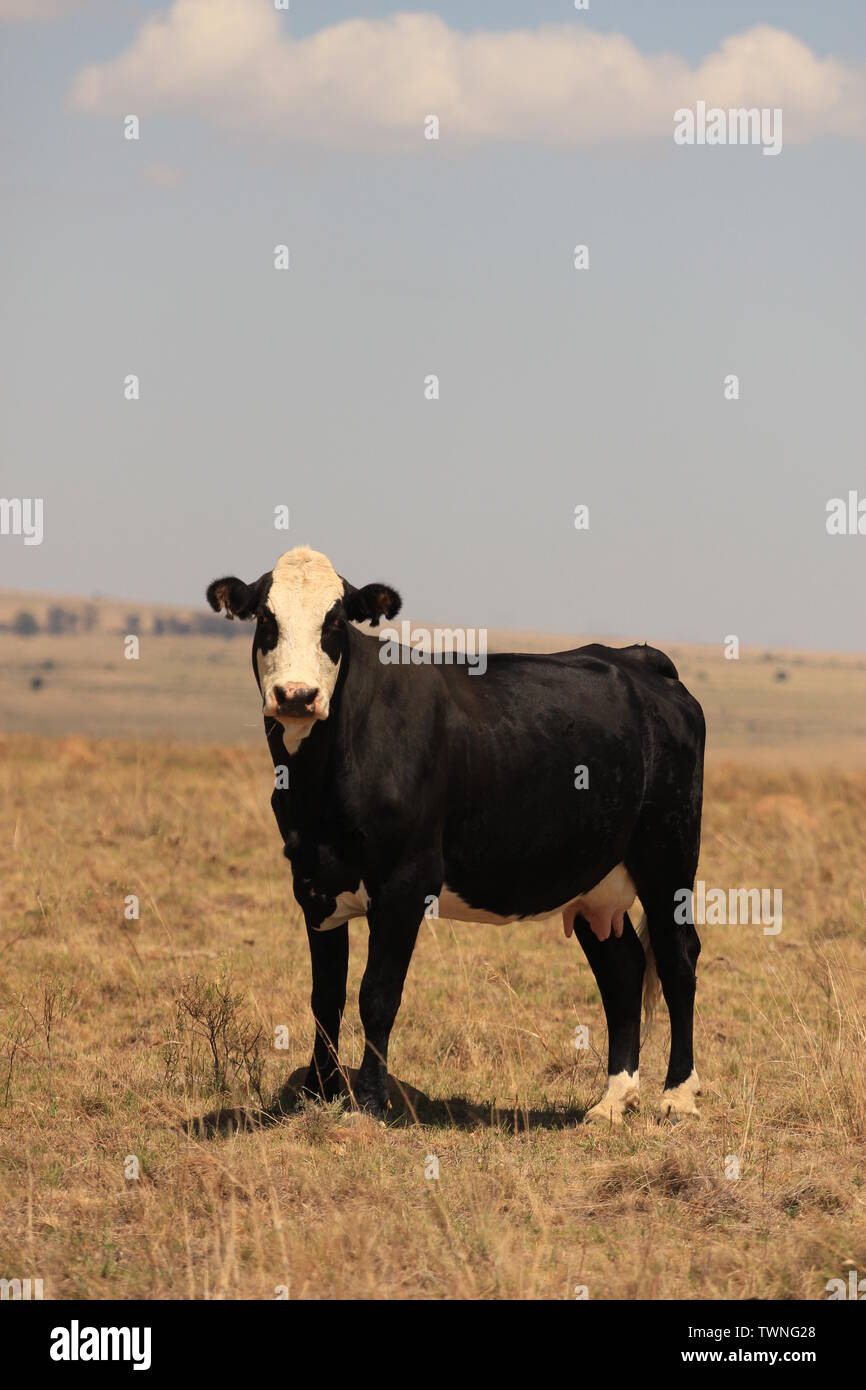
[206,576,260,620]
[342,580,401,628]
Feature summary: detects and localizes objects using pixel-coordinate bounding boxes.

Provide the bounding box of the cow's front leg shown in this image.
[354,871,431,1119]
[303,920,349,1102]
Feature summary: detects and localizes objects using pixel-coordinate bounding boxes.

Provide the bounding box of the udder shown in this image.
[562,864,636,942]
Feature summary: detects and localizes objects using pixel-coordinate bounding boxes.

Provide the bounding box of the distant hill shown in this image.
[1,589,865,760]
[0,589,245,639]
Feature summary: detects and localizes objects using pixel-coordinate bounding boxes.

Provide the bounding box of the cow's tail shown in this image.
[636,910,660,1029]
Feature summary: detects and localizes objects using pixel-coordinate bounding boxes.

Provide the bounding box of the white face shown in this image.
[256,548,345,753]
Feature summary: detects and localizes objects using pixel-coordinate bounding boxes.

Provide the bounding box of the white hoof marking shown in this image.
[585,1070,640,1126]
[659,1068,701,1118]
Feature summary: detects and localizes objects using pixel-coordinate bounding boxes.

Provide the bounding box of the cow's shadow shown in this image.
[184,1066,588,1139]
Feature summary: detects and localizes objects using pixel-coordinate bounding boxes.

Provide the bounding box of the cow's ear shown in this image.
[342,580,401,627]
[206,576,259,620]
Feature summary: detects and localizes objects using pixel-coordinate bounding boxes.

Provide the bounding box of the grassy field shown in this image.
[1,726,865,1299]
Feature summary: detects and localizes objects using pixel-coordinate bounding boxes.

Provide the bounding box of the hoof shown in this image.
[350,1089,389,1123]
[585,1071,640,1126]
[659,1069,701,1119]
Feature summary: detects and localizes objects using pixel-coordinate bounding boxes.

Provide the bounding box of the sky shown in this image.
[1,1,864,649]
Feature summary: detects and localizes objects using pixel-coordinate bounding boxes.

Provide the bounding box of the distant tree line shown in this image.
[151,613,240,637]
[4,606,242,637]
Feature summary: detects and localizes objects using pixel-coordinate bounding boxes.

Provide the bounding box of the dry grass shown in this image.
[1,733,865,1299]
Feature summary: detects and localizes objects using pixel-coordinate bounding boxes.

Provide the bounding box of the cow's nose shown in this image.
[273,684,320,714]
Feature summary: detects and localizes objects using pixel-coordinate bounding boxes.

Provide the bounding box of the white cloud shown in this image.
[69,1,866,149]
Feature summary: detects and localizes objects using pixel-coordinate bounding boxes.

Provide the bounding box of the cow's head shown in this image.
[206,547,400,752]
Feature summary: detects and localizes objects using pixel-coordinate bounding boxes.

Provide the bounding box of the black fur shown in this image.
[208,564,705,1119]
[341,579,401,627]
[206,572,272,621]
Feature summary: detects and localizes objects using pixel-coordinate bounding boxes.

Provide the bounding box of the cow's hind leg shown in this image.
[649,898,701,1117]
[631,838,702,1118]
[572,912,645,1124]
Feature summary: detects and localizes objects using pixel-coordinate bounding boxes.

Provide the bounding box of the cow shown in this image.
[207,546,706,1125]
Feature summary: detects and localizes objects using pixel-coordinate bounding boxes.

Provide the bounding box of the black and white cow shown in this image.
[207,546,706,1124]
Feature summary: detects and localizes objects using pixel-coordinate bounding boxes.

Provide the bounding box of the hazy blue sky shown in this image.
[1,1,864,648]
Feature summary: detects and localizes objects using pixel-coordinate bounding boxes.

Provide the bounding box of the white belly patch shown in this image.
[439,864,636,937]
[313,885,370,932]
[311,865,636,939]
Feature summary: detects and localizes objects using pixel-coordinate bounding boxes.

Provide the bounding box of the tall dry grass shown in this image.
[1,734,865,1298]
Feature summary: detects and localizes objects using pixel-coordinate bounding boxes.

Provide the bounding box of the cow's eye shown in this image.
[257,609,278,642]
